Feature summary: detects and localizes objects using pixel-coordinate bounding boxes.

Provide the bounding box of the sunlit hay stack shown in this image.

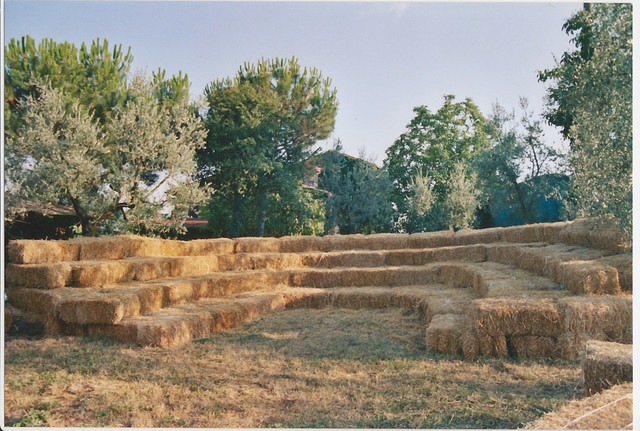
[559,219,630,253]
[230,253,302,272]
[483,243,524,267]
[410,285,476,324]
[425,313,466,355]
[467,298,563,338]
[313,250,387,269]
[56,285,166,325]
[431,244,487,263]
[389,265,441,286]
[179,238,235,256]
[325,233,410,252]
[282,287,332,309]
[452,227,503,245]
[6,288,64,333]
[509,335,557,358]
[168,255,220,278]
[525,382,633,430]
[599,254,633,292]
[7,238,81,264]
[496,224,545,244]
[437,263,481,289]
[558,260,622,295]
[278,235,328,253]
[583,340,633,395]
[5,262,73,289]
[407,230,455,249]
[460,324,508,358]
[560,296,632,342]
[234,237,281,254]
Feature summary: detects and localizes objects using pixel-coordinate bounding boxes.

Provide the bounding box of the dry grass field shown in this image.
[4,307,582,428]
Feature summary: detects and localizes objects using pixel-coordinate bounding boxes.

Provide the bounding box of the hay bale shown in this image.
[169,255,220,278]
[278,235,327,253]
[180,238,235,256]
[498,224,547,244]
[288,269,342,288]
[437,264,479,289]
[599,254,632,292]
[461,325,508,358]
[6,288,64,333]
[559,260,621,295]
[583,340,633,395]
[407,230,455,249]
[389,266,440,287]
[452,227,502,246]
[588,221,631,253]
[5,263,72,289]
[425,313,466,355]
[559,296,632,343]
[432,244,487,263]
[70,260,138,287]
[234,237,281,254]
[508,335,557,358]
[467,298,563,338]
[340,267,390,287]
[282,288,332,309]
[484,243,524,266]
[557,331,608,360]
[384,249,435,266]
[7,239,80,264]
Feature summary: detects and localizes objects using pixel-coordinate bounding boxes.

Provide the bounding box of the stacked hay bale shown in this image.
[583,340,632,395]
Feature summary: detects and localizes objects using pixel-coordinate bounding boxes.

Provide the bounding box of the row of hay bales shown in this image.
[444,295,632,359]
[6,219,630,265]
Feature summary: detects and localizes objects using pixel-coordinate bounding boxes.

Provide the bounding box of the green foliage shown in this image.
[198,57,338,237]
[4,35,133,138]
[539,4,632,237]
[473,100,565,225]
[384,95,488,232]
[5,76,208,236]
[318,142,393,234]
[443,162,480,231]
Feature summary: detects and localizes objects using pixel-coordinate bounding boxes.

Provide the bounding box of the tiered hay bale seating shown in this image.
[5,220,632,359]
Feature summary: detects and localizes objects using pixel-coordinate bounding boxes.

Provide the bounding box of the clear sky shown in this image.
[3,0,581,163]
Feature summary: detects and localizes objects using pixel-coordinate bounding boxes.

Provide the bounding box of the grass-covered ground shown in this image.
[4,307,582,428]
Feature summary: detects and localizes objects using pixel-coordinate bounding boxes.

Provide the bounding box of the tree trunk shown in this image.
[255,183,267,237]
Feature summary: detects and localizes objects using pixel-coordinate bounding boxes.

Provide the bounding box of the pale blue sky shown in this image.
[3,1,580,162]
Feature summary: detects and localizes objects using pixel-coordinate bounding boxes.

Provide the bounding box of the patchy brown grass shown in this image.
[4,307,582,428]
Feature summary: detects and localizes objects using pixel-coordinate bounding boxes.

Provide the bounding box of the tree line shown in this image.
[4,4,631,240]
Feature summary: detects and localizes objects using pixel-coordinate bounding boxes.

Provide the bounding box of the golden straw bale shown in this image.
[390,266,440,287]
[462,326,508,357]
[6,288,64,333]
[559,260,621,295]
[557,331,608,360]
[525,382,632,430]
[336,251,387,268]
[539,222,565,244]
[559,220,593,249]
[559,296,632,342]
[508,335,557,358]
[340,267,390,287]
[452,227,502,246]
[278,235,327,253]
[180,238,235,256]
[282,288,332,309]
[425,313,466,355]
[234,237,281,254]
[384,249,434,266]
[437,264,479,289]
[362,233,410,250]
[588,221,631,253]
[70,260,138,287]
[5,263,72,289]
[432,244,487,262]
[55,285,164,325]
[583,340,632,395]
[288,269,343,288]
[169,255,220,278]
[484,243,521,266]
[498,224,547,244]
[76,236,135,260]
[7,239,80,264]
[407,230,455,249]
[599,254,632,292]
[467,298,563,337]
[216,254,237,271]
[328,287,396,309]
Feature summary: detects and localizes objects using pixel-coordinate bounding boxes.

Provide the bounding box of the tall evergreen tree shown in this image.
[198,57,338,237]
